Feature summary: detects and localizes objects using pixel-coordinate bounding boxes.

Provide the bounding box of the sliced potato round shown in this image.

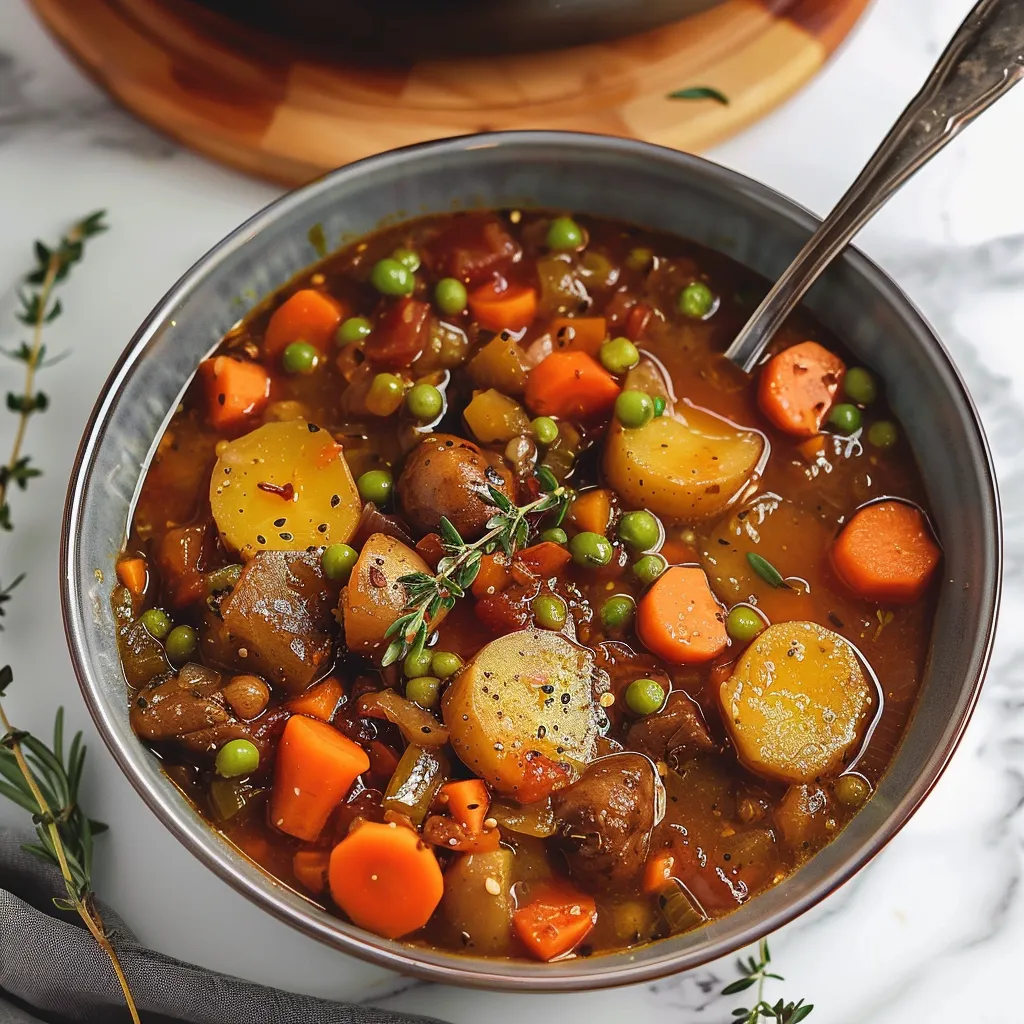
[442,628,598,797]
[210,420,361,559]
[603,404,765,523]
[719,621,874,784]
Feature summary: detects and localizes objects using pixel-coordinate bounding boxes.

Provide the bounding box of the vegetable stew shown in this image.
[115,210,940,960]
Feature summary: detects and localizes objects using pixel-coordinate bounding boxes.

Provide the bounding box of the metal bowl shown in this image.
[61,131,1001,990]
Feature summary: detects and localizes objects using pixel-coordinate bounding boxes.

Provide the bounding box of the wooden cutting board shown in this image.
[29,0,871,187]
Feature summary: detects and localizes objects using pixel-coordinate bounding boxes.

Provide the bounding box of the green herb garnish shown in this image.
[668,86,730,105]
[747,552,790,590]
[724,939,814,1023]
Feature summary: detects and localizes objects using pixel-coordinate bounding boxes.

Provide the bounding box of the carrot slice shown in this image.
[512,879,597,961]
[269,715,369,841]
[551,316,608,357]
[567,488,613,535]
[516,541,573,578]
[264,288,343,360]
[758,341,845,438]
[524,351,621,421]
[199,356,271,433]
[832,500,941,604]
[287,677,344,722]
[441,778,491,834]
[471,552,512,597]
[643,850,677,894]
[292,848,330,894]
[468,280,537,333]
[328,820,443,938]
[115,557,147,598]
[637,566,729,665]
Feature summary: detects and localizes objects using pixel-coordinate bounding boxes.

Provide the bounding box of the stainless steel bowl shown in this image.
[61,131,1001,990]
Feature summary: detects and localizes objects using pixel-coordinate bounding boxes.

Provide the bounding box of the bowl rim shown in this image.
[60,129,1002,990]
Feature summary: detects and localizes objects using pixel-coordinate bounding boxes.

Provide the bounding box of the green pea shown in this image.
[531,416,560,446]
[366,372,404,416]
[282,341,319,375]
[625,677,666,716]
[435,277,468,316]
[321,543,358,581]
[618,510,662,551]
[828,403,862,434]
[337,316,372,345]
[653,396,667,417]
[678,281,715,318]
[546,216,585,251]
[406,675,441,709]
[834,774,871,807]
[357,468,393,505]
[430,651,463,680]
[533,594,568,631]
[599,337,640,375]
[392,247,421,272]
[539,527,568,545]
[600,594,636,630]
[843,367,877,406]
[165,624,197,664]
[868,420,899,449]
[139,608,172,640]
[403,648,434,679]
[405,383,444,421]
[625,247,653,271]
[615,390,655,428]
[370,257,415,296]
[633,553,667,585]
[569,531,613,568]
[726,605,764,643]
[215,738,260,778]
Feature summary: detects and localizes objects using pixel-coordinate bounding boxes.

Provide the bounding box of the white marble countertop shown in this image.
[2,0,1023,1020]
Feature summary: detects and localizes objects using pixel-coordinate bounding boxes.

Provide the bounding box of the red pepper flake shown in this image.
[257,481,295,501]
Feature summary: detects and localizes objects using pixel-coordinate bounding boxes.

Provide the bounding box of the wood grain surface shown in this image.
[29,0,872,186]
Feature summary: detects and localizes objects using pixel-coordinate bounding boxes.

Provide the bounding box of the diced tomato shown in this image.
[516,751,572,804]
[365,297,431,369]
[424,215,522,287]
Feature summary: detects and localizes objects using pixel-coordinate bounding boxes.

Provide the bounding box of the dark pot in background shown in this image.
[189,0,725,60]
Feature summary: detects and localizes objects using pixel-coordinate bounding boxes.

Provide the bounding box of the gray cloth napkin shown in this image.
[0,829,445,1024]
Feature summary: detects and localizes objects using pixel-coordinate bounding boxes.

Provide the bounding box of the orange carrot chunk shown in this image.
[642,850,677,894]
[567,488,613,536]
[441,778,491,834]
[329,821,444,939]
[468,280,538,333]
[524,351,621,421]
[264,288,343,360]
[287,676,344,722]
[550,316,608,356]
[471,552,512,597]
[832,500,941,604]
[199,356,271,433]
[115,557,147,598]
[512,879,597,961]
[269,715,369,842]
[516,541,573,578]
[637,566,729,665]
[292,848,331,894]
[758,340,845,438]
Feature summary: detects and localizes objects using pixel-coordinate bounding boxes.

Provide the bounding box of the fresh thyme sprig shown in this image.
[381,477,569,667]
[0,212,138,1019]
[723,940,813,1024]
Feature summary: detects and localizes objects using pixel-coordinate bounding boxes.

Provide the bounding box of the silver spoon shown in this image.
[725,0,1024,373]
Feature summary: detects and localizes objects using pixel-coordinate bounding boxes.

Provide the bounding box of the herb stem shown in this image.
[0,254,56,517]
[0,699,141,1024]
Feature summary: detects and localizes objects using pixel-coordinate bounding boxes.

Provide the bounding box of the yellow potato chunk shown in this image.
[210,420,361,559]
[442,628,598,798]
[719,621,874,784]
[603,404,765,523]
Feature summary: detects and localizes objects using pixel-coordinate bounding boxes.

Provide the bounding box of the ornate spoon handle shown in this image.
[725,0,1024,373]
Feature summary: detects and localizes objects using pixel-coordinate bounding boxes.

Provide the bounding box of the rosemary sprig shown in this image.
[381,480,569,667]
[0,213,138,1019]
[746,552,790,590]
[723,940,813,1023]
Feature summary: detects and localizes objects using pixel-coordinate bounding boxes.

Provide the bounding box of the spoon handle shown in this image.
[724,0,1024,373]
